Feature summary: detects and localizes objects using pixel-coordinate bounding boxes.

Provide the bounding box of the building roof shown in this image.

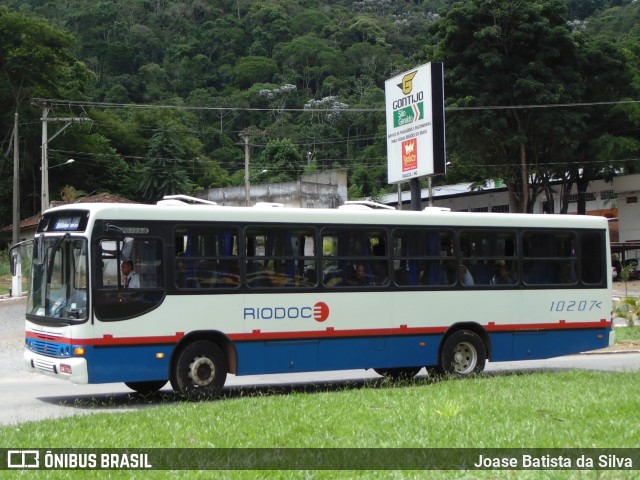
[51,192,137,206]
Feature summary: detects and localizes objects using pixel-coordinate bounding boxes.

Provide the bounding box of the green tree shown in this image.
[232,56,279,89]
[556,34,640,214]
[0,6,92,222]
[136,122,194,202]
[257,138,304,183]
[273,35,344,92]
[429,0,584,212]
[0,6,90,117]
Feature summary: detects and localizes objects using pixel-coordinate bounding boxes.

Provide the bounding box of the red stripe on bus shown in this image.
[26,319,610,346]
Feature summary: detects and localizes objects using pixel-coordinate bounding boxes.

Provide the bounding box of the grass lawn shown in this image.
[616,325,640,343]
[1,370,639,479]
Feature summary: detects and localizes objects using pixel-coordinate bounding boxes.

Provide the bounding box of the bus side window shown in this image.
[321,227,388,288]
[393,229,453,287]
[522,231,577,286]
[460,230,516,286]
[175,226,240,289]
[245,227,314,289]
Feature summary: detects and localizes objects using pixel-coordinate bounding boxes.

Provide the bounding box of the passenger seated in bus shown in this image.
[340,263,373,286]
[459,265,474,286]
[491,262,514,285]
[121,259,140,288]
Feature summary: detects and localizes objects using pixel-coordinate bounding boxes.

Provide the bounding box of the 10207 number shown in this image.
[549,300,602,312]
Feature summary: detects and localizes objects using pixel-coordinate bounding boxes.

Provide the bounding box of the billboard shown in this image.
[385,63,446,184]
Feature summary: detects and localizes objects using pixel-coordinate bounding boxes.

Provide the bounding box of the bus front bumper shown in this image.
[24,349,88,384]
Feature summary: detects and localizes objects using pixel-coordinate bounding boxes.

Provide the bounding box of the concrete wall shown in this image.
[195,169,348,208]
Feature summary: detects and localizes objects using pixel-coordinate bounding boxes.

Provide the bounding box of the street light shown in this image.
[42,159,75,212]
[49,158,75,169]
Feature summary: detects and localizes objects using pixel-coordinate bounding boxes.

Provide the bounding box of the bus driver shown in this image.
[121,259,140,288]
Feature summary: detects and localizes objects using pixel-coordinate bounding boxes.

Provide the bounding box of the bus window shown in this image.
[460,230,517,286]
[97,238,163,289]
[322,228,387,287]
[94,237,164,321]
[522,231,577,286]
[393,229,454,286]
[174,226,240,289]
[580,232,604,284]
[245,227,315,288]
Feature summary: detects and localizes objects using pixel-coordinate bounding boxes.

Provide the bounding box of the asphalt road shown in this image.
[1,296,639,426]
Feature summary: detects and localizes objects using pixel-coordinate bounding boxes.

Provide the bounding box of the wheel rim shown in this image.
[189,356,215,386]
[452,341,477,374]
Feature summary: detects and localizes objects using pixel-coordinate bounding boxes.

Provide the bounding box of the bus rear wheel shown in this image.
[125,380,167,395]
[173,340,227,400]
[438,330,486,376]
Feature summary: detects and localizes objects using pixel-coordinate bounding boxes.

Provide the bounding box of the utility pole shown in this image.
[12,112,22,297]
[37,100,90,212]
[242,135,250,206]
[41,105,49,213]
[12,112,20,245]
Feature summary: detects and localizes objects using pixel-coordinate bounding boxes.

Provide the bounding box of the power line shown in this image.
[39,97,640,113]
[448,99,640,111]
[48,147,640,173]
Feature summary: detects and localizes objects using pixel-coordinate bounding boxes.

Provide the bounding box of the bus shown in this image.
[11,196,614,398]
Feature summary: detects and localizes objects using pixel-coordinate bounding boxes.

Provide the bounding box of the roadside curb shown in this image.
[0,295,26,304]
[581,349,640,355]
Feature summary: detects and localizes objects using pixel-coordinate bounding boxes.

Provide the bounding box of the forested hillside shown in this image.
[1,0,639,231]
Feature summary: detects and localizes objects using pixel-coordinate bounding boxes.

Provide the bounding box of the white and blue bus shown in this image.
[12,197,614,398]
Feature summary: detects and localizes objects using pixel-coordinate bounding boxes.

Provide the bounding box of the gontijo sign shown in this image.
[385,63,446,184]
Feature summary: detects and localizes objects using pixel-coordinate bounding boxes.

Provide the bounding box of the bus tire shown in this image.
[174,340,227,400]
[438,330,486,376]
[125,380,167,395]
[374,367,421,380]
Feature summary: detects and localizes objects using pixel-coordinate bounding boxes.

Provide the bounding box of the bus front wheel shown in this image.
[438,330,486,376]
[173,340,228,399]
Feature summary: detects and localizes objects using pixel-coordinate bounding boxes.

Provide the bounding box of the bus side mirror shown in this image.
[105,223,125,238]
[9,244,22,276]
[9,239,34,276]
[10,251,17,276]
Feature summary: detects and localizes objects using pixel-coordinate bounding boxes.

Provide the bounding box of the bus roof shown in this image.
[43,201,609,230]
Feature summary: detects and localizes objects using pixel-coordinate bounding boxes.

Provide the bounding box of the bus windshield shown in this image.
[28,236,89,322]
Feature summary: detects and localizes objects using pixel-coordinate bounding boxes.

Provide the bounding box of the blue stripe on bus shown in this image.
[488,327,610,362]
[234,334,444,375]
[86,344,173,383]
[45,326,610,384]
